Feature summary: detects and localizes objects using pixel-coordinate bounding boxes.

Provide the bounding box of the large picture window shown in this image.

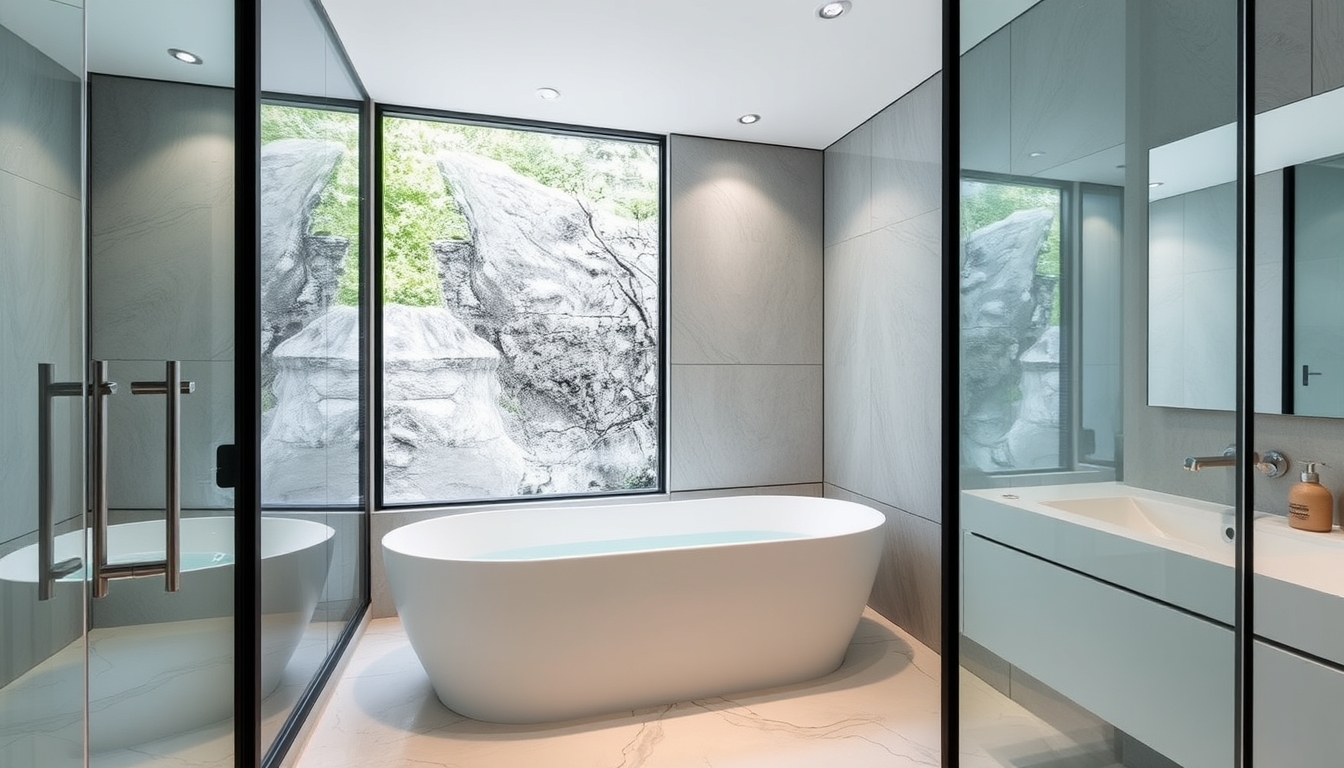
[379,113,662,504]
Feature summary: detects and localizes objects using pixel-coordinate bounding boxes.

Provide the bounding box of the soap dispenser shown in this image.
[1288,461,1334,532]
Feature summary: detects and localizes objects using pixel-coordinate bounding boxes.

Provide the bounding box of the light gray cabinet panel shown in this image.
[1141,0,1237,149]
[961,28,1011,175]
[1010,0,1124,176]
[669,135,823,365]
[1257,0,1313,112]
[1254,643,1344,767]
[1314,0,1344,94]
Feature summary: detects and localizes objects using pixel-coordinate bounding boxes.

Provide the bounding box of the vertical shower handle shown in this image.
[37,364,88,601]
[93,360,194,598]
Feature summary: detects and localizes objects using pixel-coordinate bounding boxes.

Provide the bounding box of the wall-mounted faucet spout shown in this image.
[1182,445,1289,478]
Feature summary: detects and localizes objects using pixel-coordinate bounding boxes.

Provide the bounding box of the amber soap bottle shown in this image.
[1288,461,1334,532]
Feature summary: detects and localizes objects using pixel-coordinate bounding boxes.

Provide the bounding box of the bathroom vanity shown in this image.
[962,482,1344,767]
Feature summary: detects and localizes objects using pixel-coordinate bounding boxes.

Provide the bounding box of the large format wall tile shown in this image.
[824,484,941,650]
[961,27,1011,175]
[1141,0,1237,149]
[824,211,942,522]
[1256,0,1313,113]
[0,24,80,199]
[1009,0,1124,176]
[0,174,83,548]
[669,135,822,365]
[1314,0,1344,95]
[823,120,872,248]
[669,364,822,492]
[90,75,236,364]
[871,75,941,230]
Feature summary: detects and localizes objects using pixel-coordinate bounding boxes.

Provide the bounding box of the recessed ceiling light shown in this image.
[535,87,561,101]
[1149,181,1164,188]
[738,114,761,125]
[168,48,203,65]
[818,1,852,19]
[1028,151,1046,158]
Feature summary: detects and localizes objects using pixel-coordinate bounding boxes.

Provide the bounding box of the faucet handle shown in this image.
[1255,450,1289,478]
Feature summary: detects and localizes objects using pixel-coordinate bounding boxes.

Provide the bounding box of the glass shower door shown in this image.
[0,3,88,766]
[83,5,238,762]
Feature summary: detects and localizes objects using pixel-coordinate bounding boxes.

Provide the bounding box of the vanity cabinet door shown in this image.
[1254,641,1344,766]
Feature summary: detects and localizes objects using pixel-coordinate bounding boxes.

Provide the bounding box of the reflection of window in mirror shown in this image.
[960,175,1123,476]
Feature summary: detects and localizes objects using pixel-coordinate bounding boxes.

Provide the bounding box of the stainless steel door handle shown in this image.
[92,360,194,598]
[37,364,87,601]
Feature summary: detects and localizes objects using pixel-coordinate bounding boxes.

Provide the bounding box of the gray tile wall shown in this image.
[823,74,943,650]
[90,75,236,511]
[668,135,823,492]
[0,23,83,689]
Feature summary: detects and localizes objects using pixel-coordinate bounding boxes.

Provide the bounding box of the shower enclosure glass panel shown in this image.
[958,0,1239,766]
[85,2,238,760]
[0,6,87,767]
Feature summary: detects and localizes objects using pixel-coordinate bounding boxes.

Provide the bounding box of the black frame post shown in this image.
[940,0,961,765]
[1235,0,1256,764]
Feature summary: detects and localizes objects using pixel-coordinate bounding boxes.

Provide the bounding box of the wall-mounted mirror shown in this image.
[1147,84,1344,417]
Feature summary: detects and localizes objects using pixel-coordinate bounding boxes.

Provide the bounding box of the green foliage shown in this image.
[261,104,362,305]
[961,178,1063,323]
[381,117,660,306]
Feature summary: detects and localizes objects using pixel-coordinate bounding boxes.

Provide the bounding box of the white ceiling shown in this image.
[319,0,942,150]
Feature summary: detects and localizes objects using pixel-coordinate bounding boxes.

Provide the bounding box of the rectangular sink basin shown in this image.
[1039,496,1233,552]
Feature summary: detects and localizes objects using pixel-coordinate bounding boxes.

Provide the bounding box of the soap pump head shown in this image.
[1301,461,1328,483]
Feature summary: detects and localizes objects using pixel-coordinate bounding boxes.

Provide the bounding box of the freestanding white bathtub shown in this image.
[383,494,885,724]
[0,516,333,752]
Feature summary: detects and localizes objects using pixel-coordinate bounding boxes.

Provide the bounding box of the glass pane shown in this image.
[85,0,237,759]
[258,101,363,752]
[381,116,662,504]
[958,0,1237,766]
[1252,5,1344,763]
[0,6,87,766]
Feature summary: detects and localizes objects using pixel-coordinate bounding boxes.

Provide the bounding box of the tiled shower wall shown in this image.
[823,75,943,649]
[0,23,82,688]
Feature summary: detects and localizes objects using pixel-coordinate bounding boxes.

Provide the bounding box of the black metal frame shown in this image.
[371,104,669,511]
[1235,0,1256,763]
[940,0,960,764]
[1282,165,1296,415]
[235,1,261,765]
[253,93,374,768]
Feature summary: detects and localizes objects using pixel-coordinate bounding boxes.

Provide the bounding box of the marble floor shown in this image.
[294,609,1121,768]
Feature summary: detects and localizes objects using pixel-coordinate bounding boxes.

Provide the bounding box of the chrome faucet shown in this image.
[1183,444,1289,478]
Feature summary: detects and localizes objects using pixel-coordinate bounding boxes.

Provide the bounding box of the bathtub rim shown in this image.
[382,494,886,564]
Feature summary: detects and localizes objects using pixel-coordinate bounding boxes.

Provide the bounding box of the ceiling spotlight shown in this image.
[1028,151,1046,158]
[738,113,761,125]
[168,48,203,65]
[535,87,562,101]
[1149,181,1164,188]
[818,1,852,19]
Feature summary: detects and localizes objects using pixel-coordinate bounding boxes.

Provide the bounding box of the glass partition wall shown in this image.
[1,0,369,765]
[955,0,1242,766]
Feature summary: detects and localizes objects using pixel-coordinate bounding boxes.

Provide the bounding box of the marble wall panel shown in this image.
[103,360,234,511]
[0,24,80,199]
[961,27,1011,175]
[1009,0,1125,176]
[669,364,822,492]
[90,75,236,364]
[822,120,872,248]
[1257,0,1314,113]
[871,75,941,230]
[669,135,823,365]
[824,484,940,650]
[1314,0,1344,95]
[1141,0,1238,149]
